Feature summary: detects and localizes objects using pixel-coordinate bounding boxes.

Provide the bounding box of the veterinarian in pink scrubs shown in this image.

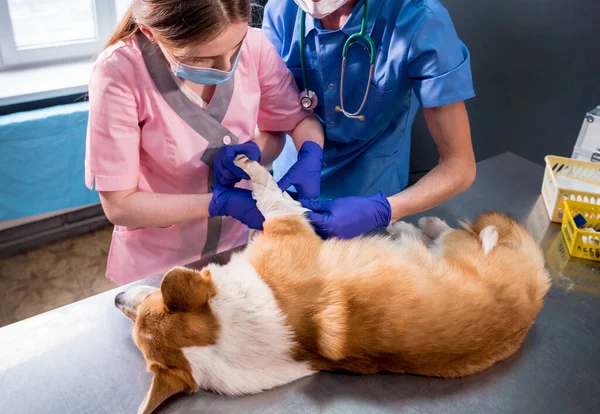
[85,0,324,285]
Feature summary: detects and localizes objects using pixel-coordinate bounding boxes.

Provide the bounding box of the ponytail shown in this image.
[105,8,138,49]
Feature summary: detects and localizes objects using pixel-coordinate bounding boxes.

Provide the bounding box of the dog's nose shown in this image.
[115,292,125,307]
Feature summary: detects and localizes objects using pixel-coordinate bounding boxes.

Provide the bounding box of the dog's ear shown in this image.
[137,366,188,414]
[160,267,216,312]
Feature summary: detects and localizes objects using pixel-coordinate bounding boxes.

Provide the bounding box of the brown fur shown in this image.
[119,165,550,412]
[123,268,220,414]
[243,212,550,377]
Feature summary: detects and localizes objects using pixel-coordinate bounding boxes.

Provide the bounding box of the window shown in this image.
[115,0,131,21]
[0,0,130,68]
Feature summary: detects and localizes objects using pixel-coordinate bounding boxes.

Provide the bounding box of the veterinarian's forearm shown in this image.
[387,159,475,222]
[100,190,211,227]
[388,102,475,222]
[288,114,325,149]
[252,130,286,166]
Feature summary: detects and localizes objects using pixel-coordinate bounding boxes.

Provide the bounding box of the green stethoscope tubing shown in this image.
[299,0,376,120]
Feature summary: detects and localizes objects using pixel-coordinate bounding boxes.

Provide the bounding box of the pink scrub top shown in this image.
[85,28,309,285]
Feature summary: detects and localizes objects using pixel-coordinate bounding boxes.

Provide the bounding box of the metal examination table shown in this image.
[1,153,599,413]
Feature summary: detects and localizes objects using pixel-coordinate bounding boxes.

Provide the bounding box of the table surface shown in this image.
[1,153,599,414]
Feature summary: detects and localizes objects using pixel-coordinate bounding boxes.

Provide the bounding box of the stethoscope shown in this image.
[299,0,377,121]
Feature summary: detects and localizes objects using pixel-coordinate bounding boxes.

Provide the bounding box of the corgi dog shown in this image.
[115,155,550,414]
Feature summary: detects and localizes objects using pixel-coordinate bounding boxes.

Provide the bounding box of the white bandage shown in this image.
[234,155,308,220]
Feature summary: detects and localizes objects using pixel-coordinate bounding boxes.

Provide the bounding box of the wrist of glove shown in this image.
[209,186,265,230]
[277,141,323,200]
[214,141,262,187]
[300,191,392,239]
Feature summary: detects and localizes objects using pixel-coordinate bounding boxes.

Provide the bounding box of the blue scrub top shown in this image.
[263,0,475,199]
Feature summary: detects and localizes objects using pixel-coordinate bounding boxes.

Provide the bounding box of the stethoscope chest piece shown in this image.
[300,89,318,110]
[298,0,376,120]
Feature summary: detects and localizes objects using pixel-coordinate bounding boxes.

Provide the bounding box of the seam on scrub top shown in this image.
[417,44,473,82]
[155,105,178,172]
[100,38,147,110]
[402,90,414,133]
[91,172,139,192]
[406,10,434,64]
[95,57,140,112]
[91,172,140,182]
[420,90,476,108]
[90,57,142,192]
[97,37,129,62]
[256,28,266,79]
[240,28,260,80]
[260,3,284,56]
[133,33,184,173]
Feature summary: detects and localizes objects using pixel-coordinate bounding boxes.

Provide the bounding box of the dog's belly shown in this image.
[267,269,537,379]
[299,315,532,378]
[247,225,545,380]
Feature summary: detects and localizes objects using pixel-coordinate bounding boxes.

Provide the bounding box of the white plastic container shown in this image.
[571,106,600,163]
[541,155,600,223]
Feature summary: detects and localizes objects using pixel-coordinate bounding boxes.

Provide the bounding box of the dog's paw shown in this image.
[387,221,419,238]
[233,153,251,168]
[418,217,451,239]
[233,154,272,187]
[233,155,307,219]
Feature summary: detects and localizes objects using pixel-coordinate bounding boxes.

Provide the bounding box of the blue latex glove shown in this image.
[277,141,323,200]
[301,192,392,239]
[209,186,265,230]
[214,141,261,187]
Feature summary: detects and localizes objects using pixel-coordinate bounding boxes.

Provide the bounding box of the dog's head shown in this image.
[115,267,219,414]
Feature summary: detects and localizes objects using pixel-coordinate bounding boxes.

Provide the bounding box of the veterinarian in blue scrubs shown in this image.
[259,0,477,239]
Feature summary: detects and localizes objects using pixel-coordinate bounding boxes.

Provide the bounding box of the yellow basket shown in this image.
[561,200,600,261]
[542,155,600,223]
[545,232,600,295]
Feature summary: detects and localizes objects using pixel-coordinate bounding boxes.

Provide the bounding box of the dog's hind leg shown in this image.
[417,217,454,256]
[418,217,453,240]
[387,221,431,244]
[233,155,308,220]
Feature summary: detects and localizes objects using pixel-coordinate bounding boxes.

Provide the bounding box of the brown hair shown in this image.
[105,0,251,54]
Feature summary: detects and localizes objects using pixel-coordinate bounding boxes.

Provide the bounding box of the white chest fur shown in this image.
[182,255,315,396]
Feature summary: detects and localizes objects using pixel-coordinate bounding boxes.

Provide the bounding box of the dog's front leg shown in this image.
[234,155,322,292]
[233,155,318,239]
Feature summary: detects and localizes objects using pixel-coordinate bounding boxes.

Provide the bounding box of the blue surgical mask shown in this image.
[163,47,242,85]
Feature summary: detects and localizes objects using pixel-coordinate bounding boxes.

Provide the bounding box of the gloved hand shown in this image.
[209,186,265,230]
[301,192,392,239]
[277,141,323,200]
[214,141,261,187]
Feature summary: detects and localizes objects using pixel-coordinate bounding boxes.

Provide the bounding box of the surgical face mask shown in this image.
[293,0,350,19]
[162,46,242,85]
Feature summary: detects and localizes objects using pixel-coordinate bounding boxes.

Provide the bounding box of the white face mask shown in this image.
[294,0,350,19]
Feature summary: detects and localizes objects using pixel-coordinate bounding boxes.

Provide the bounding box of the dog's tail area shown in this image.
[460,212,551,296]
[459,219,499,256]
[459,212,533,256]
